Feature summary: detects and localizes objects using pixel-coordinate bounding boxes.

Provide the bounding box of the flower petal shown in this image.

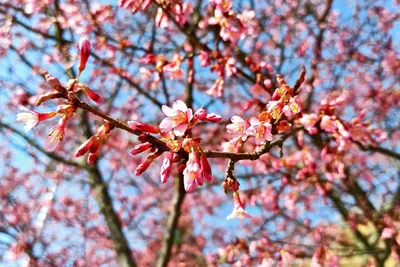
[173,123,188,136]
[162,105,176,117]
[231,115,244,123]
[159,117,174,132]
[173,100,187,112]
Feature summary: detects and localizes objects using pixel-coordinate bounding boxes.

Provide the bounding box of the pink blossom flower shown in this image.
[163,54,184,80]
[299,114,319,134]
[282,97,301,117]
[336,120,350,138]
[221,140,239,152]
[159,100,193,136]
[87,138,102,164]
[381,227,395,239]
[194,107,207,120]
[320,115,337,133]
[135,151,160,176]
[227,192,252,220]
[206,79,224,98]
[211,0,233,12]
[78,38,91,73]
[199,51,210,66]
[267,100,284,120]
[160,152,173,183]
[183,151,203,192]
[45,116,68,151]
[226,115,249,141]
[76,123,113,164]
[155,8,169,28]
[17,110,56,132]
[246,117,273,145]
[225,57,237,77]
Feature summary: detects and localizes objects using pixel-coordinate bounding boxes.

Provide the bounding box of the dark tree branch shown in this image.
[156,173,186,267]
[0,121,85,168]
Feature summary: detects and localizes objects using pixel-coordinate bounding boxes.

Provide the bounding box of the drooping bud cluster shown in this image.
[75,122,114,164]
[181,138,213,192]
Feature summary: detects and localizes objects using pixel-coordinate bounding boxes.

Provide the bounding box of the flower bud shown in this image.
[78,83,103,104]
[194,107,207,120]
[44,71,64,92]
[160,152,173,183]
[128,121,160,134]
[130,142,151,155]
[200,153,212,182]
[75,136,96,157]
[78,38,91,73]
[135,159,153,176]
[205,113,222,122]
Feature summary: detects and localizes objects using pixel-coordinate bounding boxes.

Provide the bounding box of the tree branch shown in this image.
[156,173,186,267]
[352,140,400,161]
[0,121,85,168]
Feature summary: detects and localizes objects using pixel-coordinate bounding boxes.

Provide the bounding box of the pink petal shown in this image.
[162,105,176,117]
[249,117,260,126]
[172,100,187,112]
[186,108,193,122]
[159,117,174,132]
[231,115,245,124]
[195,174,203,186]
[226,124,237,133]
[173,123,188,136]
[246,126,256,136]
[44,138,60,152]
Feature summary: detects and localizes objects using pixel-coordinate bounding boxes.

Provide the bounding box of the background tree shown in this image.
[0,0,399,266]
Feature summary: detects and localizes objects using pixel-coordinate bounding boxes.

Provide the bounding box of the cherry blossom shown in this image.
[159,100,193,136]
[246,117,273,145]
[226,116,249,142]
[16,110,56,132]
[227,192,252,220]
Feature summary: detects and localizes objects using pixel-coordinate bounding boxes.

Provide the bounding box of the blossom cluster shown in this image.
[16,37,255,220]
[129,100,221,192]
[226,75,301,147]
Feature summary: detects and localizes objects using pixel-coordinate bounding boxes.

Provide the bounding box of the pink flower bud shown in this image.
[194,107,207,120]
[128,121,160,134]
[204,113,222,122]
[75,136,96,157]
[160,152,173,183]
[87,138,102,164]
[44,71,63,92]
[130,142,151,155]
[135,159,153,176]
[200,153,212,182]
[80,85,103,104]
[78,38,91,72]
[88,152,99,164]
